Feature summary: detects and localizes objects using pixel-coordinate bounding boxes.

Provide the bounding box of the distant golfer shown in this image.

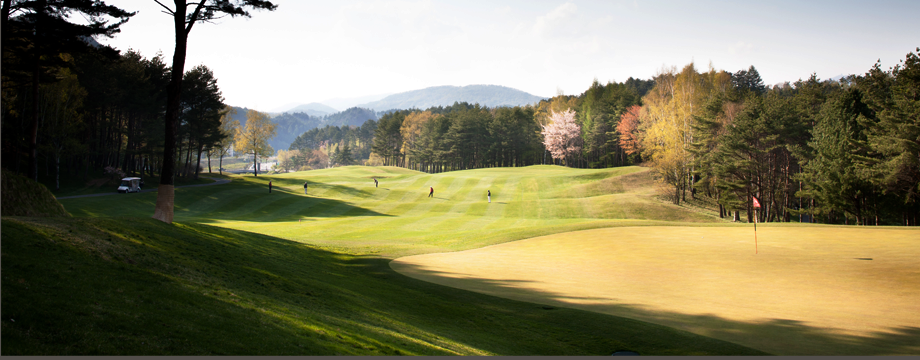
[269,180,272,193]
[304,181,308,194]
[487,190,491,203]
[428,186,434,198]
[374,178,378,188]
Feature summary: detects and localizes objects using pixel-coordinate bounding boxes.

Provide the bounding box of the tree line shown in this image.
[629,50,919,226]
[354,51,918,226]
[363,78,653,173]
[1,43,229,188]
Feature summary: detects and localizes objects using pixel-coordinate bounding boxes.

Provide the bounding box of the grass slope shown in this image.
[2,168,70,217]
[1,216,764,355]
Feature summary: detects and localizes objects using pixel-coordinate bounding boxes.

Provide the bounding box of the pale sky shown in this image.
[99,0,919,112]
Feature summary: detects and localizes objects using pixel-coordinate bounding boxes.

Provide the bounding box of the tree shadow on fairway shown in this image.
[188,188,391,224]
[267,178,377,199]
[389,262,920,356]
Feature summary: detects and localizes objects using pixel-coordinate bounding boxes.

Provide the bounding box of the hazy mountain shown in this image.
[269,112,324,153]
[322,107,378,128]
[356,85,548,111]
[228,106,379,152]
[284,102,339,116]
[320,93,391,111]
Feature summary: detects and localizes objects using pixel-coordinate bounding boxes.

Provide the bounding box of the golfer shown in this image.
[428,186,434,198]
[374,178,378,188]
[269,180,272,193]
[487,190,491,203]
[304,181,308,194]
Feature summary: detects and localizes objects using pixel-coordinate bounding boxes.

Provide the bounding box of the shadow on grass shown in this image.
[61,178,392,223]
[2,217,766,355]
[189,190,393,224]
[389,261,920,356]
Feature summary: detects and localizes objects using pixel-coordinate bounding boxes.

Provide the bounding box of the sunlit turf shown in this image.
[61,165,720,258]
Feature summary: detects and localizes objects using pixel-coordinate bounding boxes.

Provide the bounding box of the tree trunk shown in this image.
[183,137,193,177]
[30,38,40,181]
[153,1,190,224]
[195,142,204,180]
[55,149,61,191]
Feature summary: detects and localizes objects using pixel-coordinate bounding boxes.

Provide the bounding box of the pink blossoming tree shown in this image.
[541,109,582,166]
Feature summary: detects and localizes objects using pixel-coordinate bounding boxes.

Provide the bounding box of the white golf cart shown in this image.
[117,177,142,193]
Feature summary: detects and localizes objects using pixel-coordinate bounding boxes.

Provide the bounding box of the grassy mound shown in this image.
[1,168,70,217]
[0,216,765,355]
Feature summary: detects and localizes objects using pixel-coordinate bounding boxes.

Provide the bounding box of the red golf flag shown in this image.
[752,196,761,209]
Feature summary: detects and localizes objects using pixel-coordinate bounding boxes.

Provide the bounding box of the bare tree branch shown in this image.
[153,0,175,15]
[185,0,206,35]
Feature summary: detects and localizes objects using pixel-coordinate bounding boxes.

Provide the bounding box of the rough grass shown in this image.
[2,168,70,217]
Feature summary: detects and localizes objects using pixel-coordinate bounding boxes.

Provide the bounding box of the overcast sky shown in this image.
[99,0,919,112]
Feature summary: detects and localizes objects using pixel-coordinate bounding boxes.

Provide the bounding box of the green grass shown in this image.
[60,165,722,258]
[3,165,771,355]
[1,216,763,355]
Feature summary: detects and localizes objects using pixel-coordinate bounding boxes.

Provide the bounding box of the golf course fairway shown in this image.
[32,164,917,355]
[392,225,920,355]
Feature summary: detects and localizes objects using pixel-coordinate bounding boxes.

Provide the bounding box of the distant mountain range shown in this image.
[355,85,547,111]
[241,84,548,153]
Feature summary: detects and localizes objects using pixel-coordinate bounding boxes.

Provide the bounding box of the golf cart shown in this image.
[117,177,142,193]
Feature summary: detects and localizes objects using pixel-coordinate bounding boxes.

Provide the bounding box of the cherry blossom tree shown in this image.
[541,109,581,166]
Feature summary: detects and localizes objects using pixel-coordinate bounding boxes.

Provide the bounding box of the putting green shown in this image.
[391,225,920,355]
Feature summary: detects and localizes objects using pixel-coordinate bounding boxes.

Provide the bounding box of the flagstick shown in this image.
[754,208,758,254]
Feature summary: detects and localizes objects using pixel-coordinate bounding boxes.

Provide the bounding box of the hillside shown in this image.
[268,112,324,153]
[356,85,548,111]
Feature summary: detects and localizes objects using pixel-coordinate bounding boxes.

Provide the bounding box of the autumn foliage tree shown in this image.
[616,105,642,157]
[234,109,276,176]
